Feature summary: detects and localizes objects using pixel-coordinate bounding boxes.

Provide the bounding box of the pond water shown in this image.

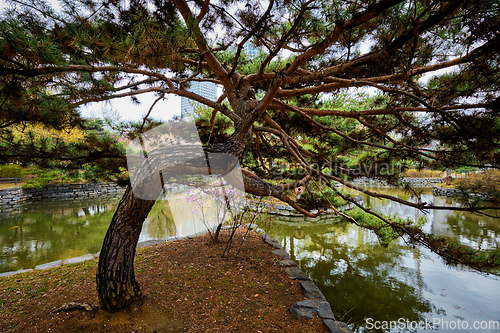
[257,187,500,332]
[0,191,209,274]
[1,187,499,332]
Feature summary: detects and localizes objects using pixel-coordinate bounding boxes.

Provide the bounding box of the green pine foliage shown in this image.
[347,207,427,247]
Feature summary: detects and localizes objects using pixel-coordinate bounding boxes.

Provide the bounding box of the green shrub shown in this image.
[347,207,427,247]
[0,164,24,178]
[454,166,478,174]
[22,169,82,188]
[82,165,102,182]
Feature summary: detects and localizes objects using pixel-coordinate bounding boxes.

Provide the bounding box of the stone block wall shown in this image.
[432,186,492,200]
[352,177,444,187]
[403,177,445,186]
[248,195,363,221]
[0,182,125,207]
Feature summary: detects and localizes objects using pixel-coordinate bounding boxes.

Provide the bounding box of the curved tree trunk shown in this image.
[96,127,255,312]
[96,185,157,312]
[95,140,305,311]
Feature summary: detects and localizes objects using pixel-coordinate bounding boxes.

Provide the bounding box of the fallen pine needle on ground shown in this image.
[0,227,327,332]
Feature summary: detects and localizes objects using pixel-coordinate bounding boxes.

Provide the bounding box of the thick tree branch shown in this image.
[270,103,491,118]
[268,99,495,172]
[257,0,311,75]
[73,87,167,106]
[0,65,175,88]
[287,0,405,74]
[173,0,238,107]
[195,0,210,22]
[242,169,317,217]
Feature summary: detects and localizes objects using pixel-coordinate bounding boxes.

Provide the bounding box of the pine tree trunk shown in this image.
[95,130,251,312]
[96,185,157,312]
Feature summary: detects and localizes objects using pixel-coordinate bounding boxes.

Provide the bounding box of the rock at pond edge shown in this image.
[323,319,353,333]
[289,299,335,320]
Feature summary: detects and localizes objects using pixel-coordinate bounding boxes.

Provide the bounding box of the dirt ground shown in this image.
[0,227,327,332]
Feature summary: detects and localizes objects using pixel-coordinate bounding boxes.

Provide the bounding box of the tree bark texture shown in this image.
[95,139,245,312]
[96,185,157,312]
[95,128,294,311]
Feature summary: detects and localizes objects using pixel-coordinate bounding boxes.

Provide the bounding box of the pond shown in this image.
[0,191,209,274]
[0,187,499,332]
[257,187,500,332]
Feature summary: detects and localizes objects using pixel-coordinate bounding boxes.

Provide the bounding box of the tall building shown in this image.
[243,43,259,59]
[180,79,217,117]
[180,44,259,117]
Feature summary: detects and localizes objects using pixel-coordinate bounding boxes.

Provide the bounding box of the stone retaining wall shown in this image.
[432,186,492,200]
[432,186,462,197]
[352,177,444,187]
[402,177,445,186]
[0,182,125,207]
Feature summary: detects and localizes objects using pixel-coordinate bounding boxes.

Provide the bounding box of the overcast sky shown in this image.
[80,92,183,122]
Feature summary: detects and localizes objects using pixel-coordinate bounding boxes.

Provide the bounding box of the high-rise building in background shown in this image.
[180,44,259,117]
[243,43,259,59]
[180,79,217,117]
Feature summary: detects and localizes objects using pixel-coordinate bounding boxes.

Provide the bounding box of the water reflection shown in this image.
[259,187,500,333]
[0,191,218,273]
[139,190,230,242]
[1,187,499,333]
[143,200,177,240]
[350,187,500,251]
[0,196,121,273]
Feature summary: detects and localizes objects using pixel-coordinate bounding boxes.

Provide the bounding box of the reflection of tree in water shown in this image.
[0,196,121,272]
[144,200,176,239]
[444,213,500,251]
[355,187,500,251]
[266,221,444,333]
[0,196,178,273]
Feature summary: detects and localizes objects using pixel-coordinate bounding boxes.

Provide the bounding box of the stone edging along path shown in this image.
[247,224,353,333]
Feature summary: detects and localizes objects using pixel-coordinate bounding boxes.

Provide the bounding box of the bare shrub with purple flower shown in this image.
[126,118,267,255]
[186,176,246,244]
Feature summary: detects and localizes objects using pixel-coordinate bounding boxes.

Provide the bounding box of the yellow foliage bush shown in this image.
[454,170,500,197]
[11,123,85,144]
[403,169,445,178]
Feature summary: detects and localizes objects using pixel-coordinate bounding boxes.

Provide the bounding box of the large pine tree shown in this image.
[1,0,499,311]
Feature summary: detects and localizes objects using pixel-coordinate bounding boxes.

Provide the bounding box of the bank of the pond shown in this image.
[0,182,125,208]
[353,177,444,187]
[432,185,494,201]
[0,227,350,333]
[265,186,500,333]
[253,195,363,221]
[251,224,352,333]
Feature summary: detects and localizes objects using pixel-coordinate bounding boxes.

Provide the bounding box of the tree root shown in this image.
[50,302,99,313]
